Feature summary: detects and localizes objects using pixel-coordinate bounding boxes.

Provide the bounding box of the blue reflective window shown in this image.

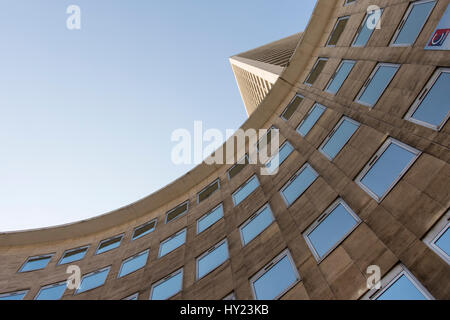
[392,0,436,46]
[252,252,299,300]
[319,117,360,160]
[434,227,450,258]
[35,282,66,300]
[357,64,399,107]
[265,141,294,174]
[326,60,355,94]
[132,220,157,240]
[0,291,28,300]
[119,250,149,278]
[150,269,183,300]
[20,254,53,272]
[197,240,229,279]
[96,235,122,255]
[281,164,318,206]
[305,201,360,260]
[59,246,89,265]
[377,274,428,300]
[75,267,110,294]
[296,104,326,137]
[197,204,224,234]
[240,205,275,245]
[352,9,384,47]
[232,175,260,206]
[357,139,419,201]
[159,229,186,258]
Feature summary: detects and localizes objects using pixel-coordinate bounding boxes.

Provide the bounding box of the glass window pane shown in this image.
[198,180,220,203]
[320,118,359,159]
[166,202,188,223]
[197,241,229,279]
[241,206,274,245]
[76,268,109,294]
[305,59,327,85]
[132,220,156,240]
[435,227,450,257]
[233,175,260,206]
[393,1,435,45]
[377,274,427,300]
[297,104,326,137]
[326,61,355,94]
[353,9,383,47]
[35,283,66,300]
[327,17,349,46]
[96,236,122,254]
[253,255,298,300]
[197,204,224,234]
[59,247,88,265]
[282,96,303,120]
[265,141,294,174]
[307,203,359,259]
[0,291,27,300]
[228,156,249,180]
[282,165,318,206]
[119,250,149,278]
[159,230,186,258]
[151,271,183,300]
[20,255,52,272]
[358,65,398,106]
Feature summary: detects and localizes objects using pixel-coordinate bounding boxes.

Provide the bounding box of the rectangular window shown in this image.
[281,163,318,206]
[304,199,361,261]
[281,95,303,121]
[391,0,436,46]
[35,281,66,300]
[405,68,450,130]
[227,155,249,180]
[344,0,356,5]
[240,204,275,246]
[250,250,300,300]
[319,117,360,160]
[159,229,186,258]
[264,140,294,175]
[355,63,399,107]
[423,210,450,264]
[232,175,260,206]
[326,16,350,46]
[0,290,28,300]
[165,201,189,224]
[150,269,183,300]
[355,138,420,202]
[123,293,139,300]
[132,219,157,241]
[197,203,224,234]
[325,60,355,94]
[296,103,326,137]
[196,239,229,280]
[58,245,89,265]
[96,234,123,255]
[19,254,53,272]
[118,249,150,278]
[256,126,278,151]
[363,264,434,300]
[304,58,328,86]
[352,8,384,47]
[75,267,110,294]
[197,179,220,203]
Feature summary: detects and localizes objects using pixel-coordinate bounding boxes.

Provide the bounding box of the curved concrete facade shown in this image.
[1,0,449,300]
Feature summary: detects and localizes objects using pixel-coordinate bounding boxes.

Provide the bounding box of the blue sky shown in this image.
[0,0,316,231]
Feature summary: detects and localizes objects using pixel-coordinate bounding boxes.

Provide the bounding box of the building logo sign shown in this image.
[425,4,450,50]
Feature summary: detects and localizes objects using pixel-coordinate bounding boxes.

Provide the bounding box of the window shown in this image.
[118,249,149,278]
[281,163,318,206]
[355,63,399,107]
[319,117,360,160]
[256,126,278,151]
[405,68,450,130]
[150,269,183,300]
[326,16,350,46]
[227,155,249,180]
[58,245,89,265]
[197,203,224,234]
[264,140,294,175]
[19,254,53,272]
[132,219,157,241]
[75,267,110,294]
[344,0,356,5]
[240,204,275,246]
[232,175,260,206]
[305,58,328,85]
[250,250,300,300]
[223,292,236,300]
[35,281,66,300]
[296,103,326,137]
[363,264,434,300]
[165,201,189,224]
[391,0,436,46]
[304,199,361,262]
[325,60,355,94]
[196,239,229,279]
[423,210,449,264]
[355,138,420,202]
[123,293,139,300]
[96,234,123,255]
[158,229,186,258]
[281,95,304,121]
[197,179,220,203]
[0,290,28,300]
[352,8,384,47]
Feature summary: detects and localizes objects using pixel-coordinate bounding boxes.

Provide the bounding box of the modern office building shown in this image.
[0,0,449,300]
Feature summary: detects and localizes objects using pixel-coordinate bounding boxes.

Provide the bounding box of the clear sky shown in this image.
[0,0,316,232]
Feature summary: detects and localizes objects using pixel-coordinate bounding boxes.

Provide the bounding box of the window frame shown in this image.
[423,210,450,264]
[404,67,450,131]
[149,268,183,300]
[58,245,90,265]
[303,198,361,262]
[118,249,150,278]
[223,292,236,300]
[325,60,356,94]
[351,8,384,47]
[280,163,319,207]
[123,293,139,300]
[158,228,187,258]
[196,203,224,234]
[355,138,421,202]
[304,58,328,86]
[196,238,229,280]
[95,234,124,255]
[34,281,67,300]
[165,200,189,224]
[18,253,54,273]
[0,290,28,300]
[132,219,157,241]
[227,154,249,180]
[232,174,260,206]
[74,266,111,295]
[197,178,221,204]
[326,16,350,47]
[281,94,304,121]
[239,203,275,246]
